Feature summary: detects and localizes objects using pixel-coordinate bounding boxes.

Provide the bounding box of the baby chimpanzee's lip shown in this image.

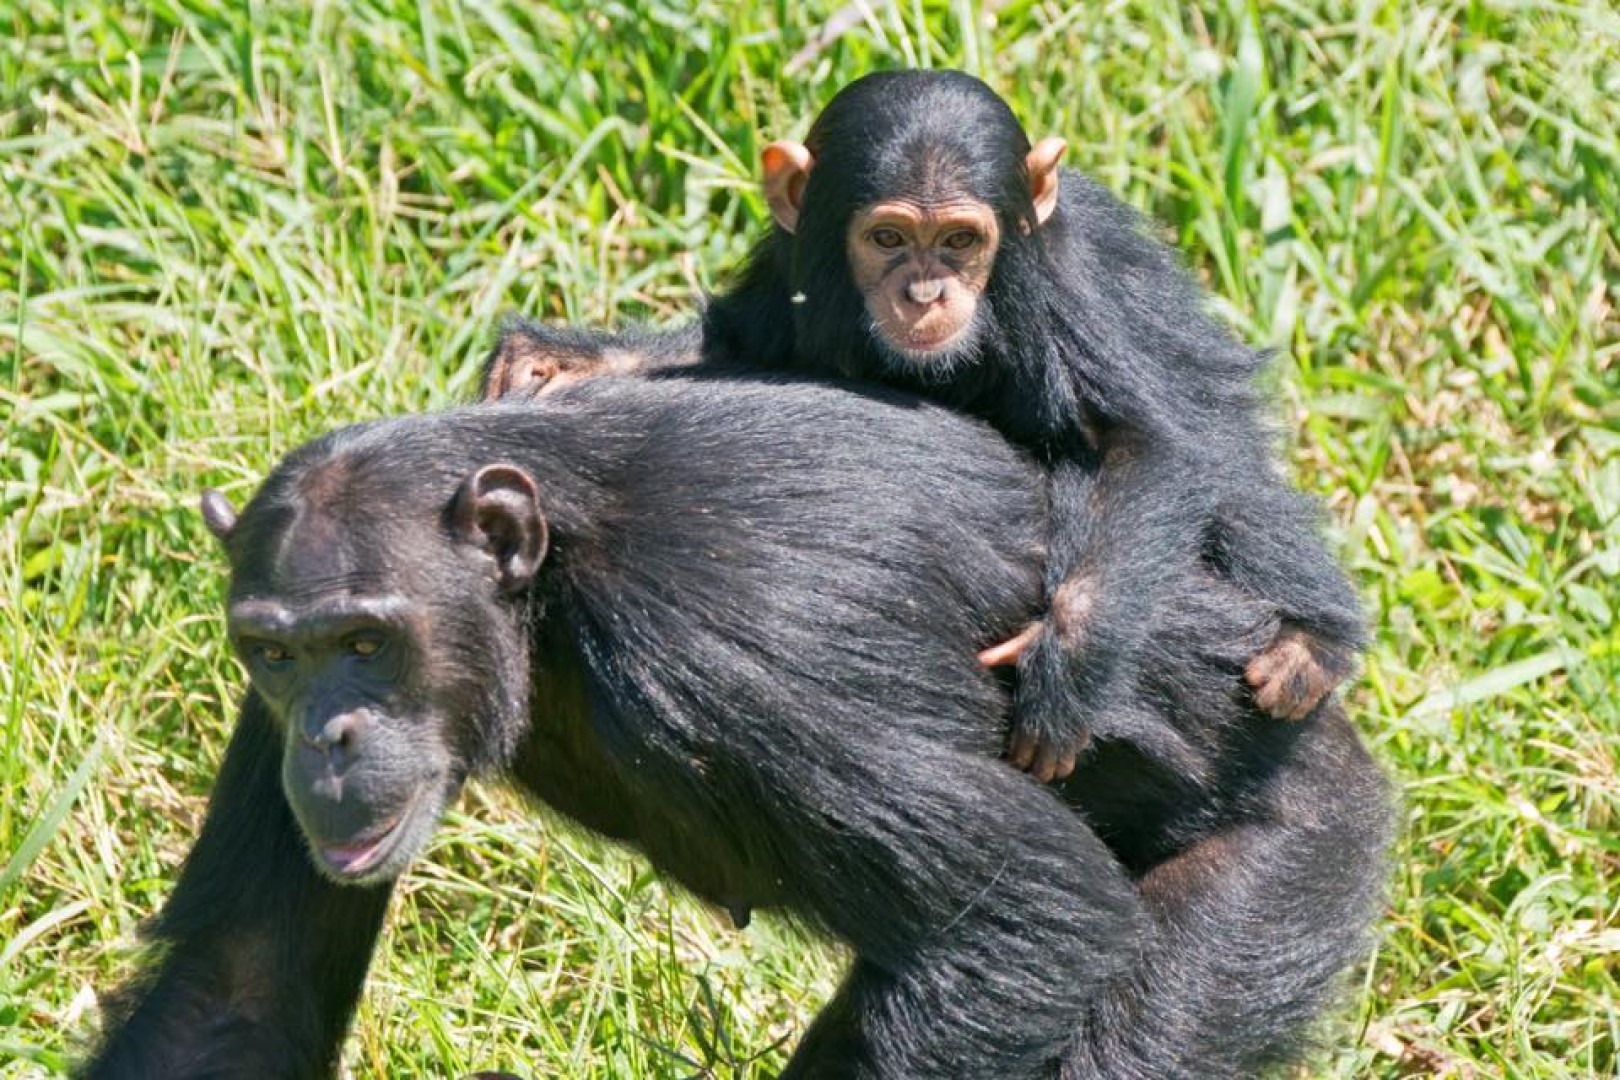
[907,326,959,351]
[320,810,406,877]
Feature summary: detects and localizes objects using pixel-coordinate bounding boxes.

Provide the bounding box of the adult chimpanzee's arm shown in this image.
[84,694,391,1080]
[1010,441,1210,779]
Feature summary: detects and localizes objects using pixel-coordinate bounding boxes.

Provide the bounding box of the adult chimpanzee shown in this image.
[483,70,1366,783]
[84,376,1390,1079]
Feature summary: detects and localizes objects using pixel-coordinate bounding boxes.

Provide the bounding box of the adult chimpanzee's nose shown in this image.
[906,277,946,305]
[302,710,367,772]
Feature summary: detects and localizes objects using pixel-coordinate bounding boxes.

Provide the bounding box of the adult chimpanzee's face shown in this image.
[226,587,455,886]
[200,460,548,886]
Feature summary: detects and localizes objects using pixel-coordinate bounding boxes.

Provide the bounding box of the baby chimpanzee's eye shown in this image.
[869,227,906,250]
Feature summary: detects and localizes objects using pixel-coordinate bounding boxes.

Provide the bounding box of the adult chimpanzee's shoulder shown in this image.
[548,372,1036,483]
[540,374,1046,556]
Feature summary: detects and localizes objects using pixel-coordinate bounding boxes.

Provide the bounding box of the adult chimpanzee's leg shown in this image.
[758,742,1142,1080]
[1064,713,1392,1080]
[83,694,392,1080]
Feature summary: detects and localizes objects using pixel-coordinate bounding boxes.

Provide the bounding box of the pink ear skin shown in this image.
[200,489,238,544]
[1026,137,1068,225]
[762,140,815,234]
[451,464,550,594]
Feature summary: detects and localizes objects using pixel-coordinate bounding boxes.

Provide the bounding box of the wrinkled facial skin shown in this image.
[229,591,462,886]
[845,199,1000,368]
[208,462,545,887]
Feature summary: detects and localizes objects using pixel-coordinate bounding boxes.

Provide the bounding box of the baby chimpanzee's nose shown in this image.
[906,278,946,305]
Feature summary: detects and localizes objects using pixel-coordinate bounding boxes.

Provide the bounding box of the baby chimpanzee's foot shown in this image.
[1245,623,1353,721]
[481,323,649,402]
[482,341,590,401]
[484,353,564,400]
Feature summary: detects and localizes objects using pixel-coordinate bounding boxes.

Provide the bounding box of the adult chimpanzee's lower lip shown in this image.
[320,812,405,877]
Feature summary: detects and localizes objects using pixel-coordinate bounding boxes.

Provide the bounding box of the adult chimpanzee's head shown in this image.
[762,70,1065,376]
[199,433,549,885]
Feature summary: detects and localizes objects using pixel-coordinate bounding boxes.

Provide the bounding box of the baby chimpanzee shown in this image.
[483,70,1365,782]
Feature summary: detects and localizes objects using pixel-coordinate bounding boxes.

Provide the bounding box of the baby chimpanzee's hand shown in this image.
[980,621,1090,784]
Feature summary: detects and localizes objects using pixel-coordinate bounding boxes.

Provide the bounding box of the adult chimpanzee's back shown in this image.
[83,376,1389,1080]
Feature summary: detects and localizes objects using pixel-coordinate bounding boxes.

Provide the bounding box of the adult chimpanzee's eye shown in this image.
[943,230,979,251]
[870,227,905,250]
[252,642,292,669]
[348,634,384,659]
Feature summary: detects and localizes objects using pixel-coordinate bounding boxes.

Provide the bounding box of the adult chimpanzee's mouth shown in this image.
[320,809,407,878]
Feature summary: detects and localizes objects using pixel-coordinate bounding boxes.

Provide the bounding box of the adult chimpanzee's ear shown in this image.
[452,464,550,594]
[761,140,814,234]
[1026,137,1067,225]
[199,490,238,545]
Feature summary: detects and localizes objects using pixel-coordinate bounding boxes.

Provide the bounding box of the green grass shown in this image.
[2,1,1616,1076]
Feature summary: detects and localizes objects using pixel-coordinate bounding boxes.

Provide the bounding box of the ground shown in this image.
[1,2,1616,1077]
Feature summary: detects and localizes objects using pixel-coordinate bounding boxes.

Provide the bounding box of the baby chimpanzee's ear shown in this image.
[1026,137,1067,225]
[451,464,550,594]
[761,140,814,234]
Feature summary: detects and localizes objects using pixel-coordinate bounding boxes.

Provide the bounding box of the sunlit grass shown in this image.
[2,2,1616,1076]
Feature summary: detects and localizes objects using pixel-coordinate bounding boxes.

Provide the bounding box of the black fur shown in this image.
[490,70,1366,765]
[84,377,1390,1079]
